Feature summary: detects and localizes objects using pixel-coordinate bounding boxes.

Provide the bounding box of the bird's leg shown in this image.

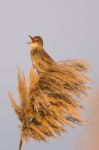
[18,137,22,150]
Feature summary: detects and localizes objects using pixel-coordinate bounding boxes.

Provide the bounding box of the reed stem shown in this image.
[18,137,22,150]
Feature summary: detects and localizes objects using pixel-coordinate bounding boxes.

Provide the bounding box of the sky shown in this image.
[0,0,99,150]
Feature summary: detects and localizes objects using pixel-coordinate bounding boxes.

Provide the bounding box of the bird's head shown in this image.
[28,35,43,51]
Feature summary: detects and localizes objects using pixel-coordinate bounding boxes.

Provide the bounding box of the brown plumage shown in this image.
[9,36,91,150]
[29,36,55,72]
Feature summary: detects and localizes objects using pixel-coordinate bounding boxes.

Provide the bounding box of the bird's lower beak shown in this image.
[27,42,31,44]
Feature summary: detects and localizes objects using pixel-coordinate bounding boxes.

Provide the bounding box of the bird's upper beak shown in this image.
[28,35,33,40]
[27,35,34,44]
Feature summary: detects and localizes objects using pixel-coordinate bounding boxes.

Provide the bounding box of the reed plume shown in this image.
[9,59,90,150]
[9,35,91,150]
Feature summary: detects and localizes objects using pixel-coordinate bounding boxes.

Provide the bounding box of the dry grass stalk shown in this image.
[9,60,90,150]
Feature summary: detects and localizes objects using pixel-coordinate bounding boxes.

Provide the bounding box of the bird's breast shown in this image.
[31,51,53,73]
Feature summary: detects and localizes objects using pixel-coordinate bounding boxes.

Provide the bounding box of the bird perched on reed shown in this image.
[28,35,90,99]
[9,36,90,150]
[28,35,55,73]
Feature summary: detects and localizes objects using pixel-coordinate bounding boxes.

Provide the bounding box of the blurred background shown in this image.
[76,88,99,150]
[0,0,99,150]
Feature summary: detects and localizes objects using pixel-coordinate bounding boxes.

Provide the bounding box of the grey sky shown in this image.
[0,0,99,150]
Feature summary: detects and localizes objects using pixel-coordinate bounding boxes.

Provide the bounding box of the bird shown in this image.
[28,35,55,73]
[28,35,90,72]
[9,35,91,150]
[28,35,90,98]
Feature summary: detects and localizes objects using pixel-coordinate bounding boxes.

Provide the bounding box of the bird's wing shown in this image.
[31,48,55,73]
[40,49,55,64]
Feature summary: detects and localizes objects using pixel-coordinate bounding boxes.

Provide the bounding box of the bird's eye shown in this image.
[35,39,39,42]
